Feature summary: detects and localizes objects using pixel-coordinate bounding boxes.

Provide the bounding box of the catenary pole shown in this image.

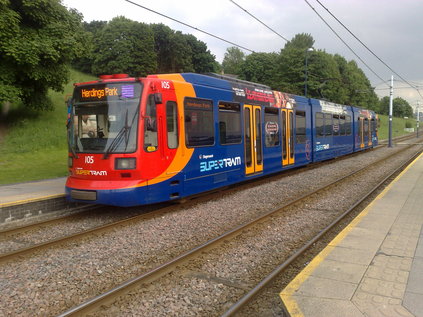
[417,101,420,138]
[388,75,394,148]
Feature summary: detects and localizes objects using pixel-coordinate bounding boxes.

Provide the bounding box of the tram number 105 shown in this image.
[85,156,94,164]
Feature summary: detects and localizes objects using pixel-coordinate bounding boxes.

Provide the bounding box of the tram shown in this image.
[65,73,378,206]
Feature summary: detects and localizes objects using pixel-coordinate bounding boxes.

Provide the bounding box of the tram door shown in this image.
[367,118,372,146]
[244,105,263,175]
[282,109,295,166]
[359,117,364,148]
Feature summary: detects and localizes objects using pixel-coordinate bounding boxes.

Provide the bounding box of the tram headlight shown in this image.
[115,157,136,170]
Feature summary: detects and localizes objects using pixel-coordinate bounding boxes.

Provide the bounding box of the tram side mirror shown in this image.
[154,93,162,104]
[65,97,72,128]
[65,95,72,107]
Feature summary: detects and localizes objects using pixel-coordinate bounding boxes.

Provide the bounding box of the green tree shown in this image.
[222,46,245,75]
[152,24,177,73]
[184,34,218,73]
[273,33,379,110]
[72,20,107,74]
[273,33,316,95]
[239,52,278,87]
[278,34,347,101]
[308,51,344,101]
[0,0,86,110]
[169,31,194,73]
[379,96,414,117]
[92,17,157,76]
[284,33,315,51]
[151,24,194,73]
[334,55,378,110]
[75,21,217,76]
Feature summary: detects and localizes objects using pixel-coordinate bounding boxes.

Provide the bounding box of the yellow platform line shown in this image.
[0,194,65,208]
[280,152,423,317]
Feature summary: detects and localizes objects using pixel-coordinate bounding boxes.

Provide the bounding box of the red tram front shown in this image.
[65,74,186,206]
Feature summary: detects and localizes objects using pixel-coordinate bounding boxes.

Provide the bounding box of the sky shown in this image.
[62,0,423,108]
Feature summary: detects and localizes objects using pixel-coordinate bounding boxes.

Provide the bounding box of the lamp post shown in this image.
[304,47,314,97]
[388,75,394,148]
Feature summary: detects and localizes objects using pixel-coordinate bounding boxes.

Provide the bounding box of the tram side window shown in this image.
[264,107,280,147]
[184,97,214,147]
[218,102,242,145]
[364,118,369,134]
[324,113,333,136]
[316,112,324,137]
[295,110,306,144]
[144,94,158,152]
[316,112,334,137]
[333,114,340,136]
[166,101,178,149]
[345,115,352,135]
[340,115,346,135]
[371,118,377,132]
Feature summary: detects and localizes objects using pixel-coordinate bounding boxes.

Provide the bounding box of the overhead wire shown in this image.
[375,86,418,91]
[313,0,423,99]
[229,0,289,43]
[229,0,391,91]
[303,0,388,86]
[124,0,420,100]
[123,0,255,53]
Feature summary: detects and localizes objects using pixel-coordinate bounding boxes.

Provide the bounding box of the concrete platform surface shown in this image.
[0,177,66,207]
[280,153,423,317]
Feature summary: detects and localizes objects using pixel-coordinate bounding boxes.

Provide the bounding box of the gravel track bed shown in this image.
[0,206,162,254]
[91,144,422,316]
[0,144,419,316]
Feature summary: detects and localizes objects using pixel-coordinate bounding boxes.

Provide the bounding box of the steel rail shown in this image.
[1,133,415,240]
[58,142,422,317]
[1,132,414,237]
[0,205,99,237]
[1,138,400,261]
[221,147,423,316]
[0,203,177,263]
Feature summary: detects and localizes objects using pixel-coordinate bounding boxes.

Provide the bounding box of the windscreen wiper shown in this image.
[103,109,130,159]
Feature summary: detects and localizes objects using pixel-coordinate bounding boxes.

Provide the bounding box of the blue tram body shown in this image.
[65,73,378,207]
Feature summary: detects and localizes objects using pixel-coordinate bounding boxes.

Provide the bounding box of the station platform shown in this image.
[0,177,66,207]
[0,177,68,225]
[280,153,423,317]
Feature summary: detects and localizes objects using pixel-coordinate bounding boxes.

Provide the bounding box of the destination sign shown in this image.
[74,83,141,103]
[184,97,213,110]
[81,87,118,99]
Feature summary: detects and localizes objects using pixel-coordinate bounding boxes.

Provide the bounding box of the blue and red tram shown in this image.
[65,73,378,206]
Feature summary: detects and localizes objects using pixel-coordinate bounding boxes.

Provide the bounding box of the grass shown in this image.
[377,114,418,140]
[0,70,419,185]
[0,69,96,185]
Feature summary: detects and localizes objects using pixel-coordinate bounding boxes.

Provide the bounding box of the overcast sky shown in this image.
[62,0,423,107]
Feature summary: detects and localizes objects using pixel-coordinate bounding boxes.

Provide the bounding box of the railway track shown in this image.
[0,204,98,237]
[1,138,420,316]
[57,140,423,316]
[0,134,417,263]
[223,147,423,316]
[0,202,183,263]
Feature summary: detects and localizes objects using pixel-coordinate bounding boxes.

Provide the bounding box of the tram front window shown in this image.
[69,83,142,155]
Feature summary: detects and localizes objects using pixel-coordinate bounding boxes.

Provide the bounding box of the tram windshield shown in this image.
[68,83,142,155]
